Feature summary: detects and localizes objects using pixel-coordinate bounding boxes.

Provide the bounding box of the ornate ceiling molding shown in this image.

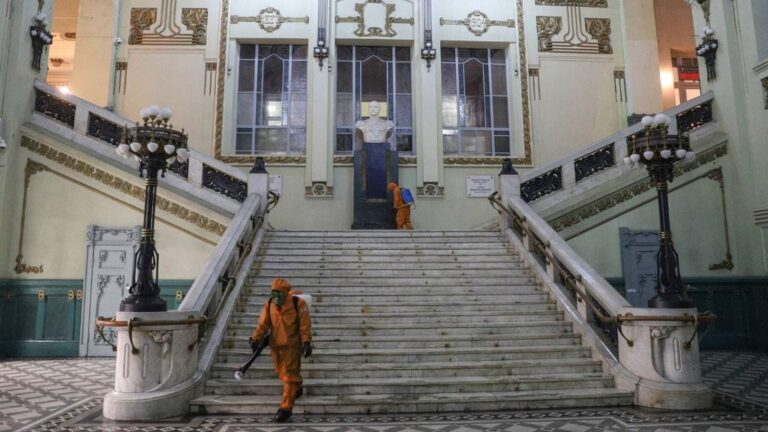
[129,0,208,46]
[535,0,607,7]
[335,0,414,38]
[21,136,227,238]
[231,7,309,33]
[439,10,515,37]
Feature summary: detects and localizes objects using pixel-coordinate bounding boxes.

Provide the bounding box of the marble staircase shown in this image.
[190,230,634,414]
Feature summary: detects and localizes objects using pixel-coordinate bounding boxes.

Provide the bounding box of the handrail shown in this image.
[519,90,715,183]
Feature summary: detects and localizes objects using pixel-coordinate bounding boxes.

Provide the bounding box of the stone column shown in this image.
[71,0,118,107]
[618,307,712,409]
[619,0,663,115]
[103,311,202,420]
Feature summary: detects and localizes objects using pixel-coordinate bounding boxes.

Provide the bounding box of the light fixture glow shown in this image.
[57,86,71,95]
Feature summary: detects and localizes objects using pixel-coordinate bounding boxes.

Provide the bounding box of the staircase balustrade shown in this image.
[491,188,714,410]
[29,80,246,212]
[519,91,715,205]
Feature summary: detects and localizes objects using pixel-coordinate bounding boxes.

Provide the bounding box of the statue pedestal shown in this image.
[352,143,398,229]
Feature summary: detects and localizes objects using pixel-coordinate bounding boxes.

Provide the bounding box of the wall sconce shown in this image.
[313,38,329,69]
[421,30,437,70]
[696,26,718,81]
[29,12,53,72]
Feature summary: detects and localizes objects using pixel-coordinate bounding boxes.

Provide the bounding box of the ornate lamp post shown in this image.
[625,114,696,308]
[115,106,190,312]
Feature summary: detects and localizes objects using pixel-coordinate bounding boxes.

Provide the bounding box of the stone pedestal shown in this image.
[618,307,712,409]
[103,310,201,420]
[352,143,398,229]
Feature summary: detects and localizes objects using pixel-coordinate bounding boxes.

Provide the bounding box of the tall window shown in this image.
[441,48,511,156]
[236,45,307,154]
[336,46,413,153]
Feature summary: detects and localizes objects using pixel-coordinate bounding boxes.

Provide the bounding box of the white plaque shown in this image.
[269,175,283,195]
[466,175,495,198]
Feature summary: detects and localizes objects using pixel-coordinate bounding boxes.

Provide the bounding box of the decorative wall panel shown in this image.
[535,0,607,7]
[439,10,514,37]
[129,0,208,46]
[115,62,128,95]
[230,7,309,32]
[335,0,414,37]
[614,70,626,102]
[204,62,217,96]
[537,7,612,54]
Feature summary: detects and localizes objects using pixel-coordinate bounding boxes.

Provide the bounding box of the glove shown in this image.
[301,342,312,358]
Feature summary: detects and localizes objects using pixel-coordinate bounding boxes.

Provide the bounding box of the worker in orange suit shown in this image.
[249,278,312,423]
[388,182,413,230]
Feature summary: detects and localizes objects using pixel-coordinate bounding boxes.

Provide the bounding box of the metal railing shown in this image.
[518,91,715,205]
[30,80,248,207]
[489,192,714,352]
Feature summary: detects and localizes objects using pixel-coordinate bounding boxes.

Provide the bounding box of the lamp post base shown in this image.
[119,294,167,312]
[648,293,695,309]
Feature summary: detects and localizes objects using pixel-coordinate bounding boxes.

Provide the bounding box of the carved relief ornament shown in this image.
[585,17,612,54]
[231,7,309,33]
[335,0,414,38]
[439,10,515,37]
[536,16,562,51]
[129,1,208,46]
[535,0,607,7]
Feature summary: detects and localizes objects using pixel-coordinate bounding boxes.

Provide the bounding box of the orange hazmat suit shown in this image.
[388,183,413,230]
[250,278,312,411]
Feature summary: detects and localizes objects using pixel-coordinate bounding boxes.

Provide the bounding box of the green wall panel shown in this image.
[0,279,192,358]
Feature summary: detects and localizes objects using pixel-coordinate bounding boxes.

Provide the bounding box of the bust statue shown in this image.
[355,101,394,144]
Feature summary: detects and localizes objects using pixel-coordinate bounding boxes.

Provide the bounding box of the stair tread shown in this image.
[212,358,600,371]
[227,320,570,330]
[191,388,634,406]
[218,345,587,356]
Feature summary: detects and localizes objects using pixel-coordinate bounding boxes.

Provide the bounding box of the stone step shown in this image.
[261,242,511,250]
[242,285,543,297]
[253,261,527,271]
[211,358,601,380]
[226,320,573,337]
[205,373,614,396]
[250,268,530,278]
[229,310,563,326]
[215,345,590,364]
[256,255,522,264]
[248,292,552,304]
[258,249,516,256]
[266,237,507,244]
[190,388,635,414]
[268,230,503,238]
[221,333,580,351]
[235,301,556,314]
[247,276,538,286]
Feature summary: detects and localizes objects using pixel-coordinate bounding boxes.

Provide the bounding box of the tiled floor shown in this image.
[0,352,766,432]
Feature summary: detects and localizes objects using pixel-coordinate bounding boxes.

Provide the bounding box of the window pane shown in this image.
[441,63,457,95]
[495,135,511,155]
[491,65,507,95]
[261,95,283,126]
[292,45,307,59]
[336,133,353,152]
[442,96,458,128]
[255,128,288,153]
[336,93,354,126]
[396,95,412,127]
[262,56,283,94]
[396,63,411,93]
[396,47,410,61]
[493,96,509,128]
[491,49,506,64]
[290,93,307,126]
[337,62,353,93]
[236,93,254,126]
[397,133,413,153]
[462,130,492,155]
[238,60,254,92]
[290,130,306,153]
[236,130,253,154]
[240,44,256,59]
[361,57,387,100]
[443,133,458,154]
[441,47,455,62]
[337,46,353,60]
[291,61,307,92]
[465,96,485,127]
[464,60,484,97]
[260,45,289,59]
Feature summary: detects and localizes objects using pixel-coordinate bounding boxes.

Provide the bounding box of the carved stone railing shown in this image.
[103,178,278,420]
[28,80,247,215]
[491,182,714,410]
[518,91,716,205]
